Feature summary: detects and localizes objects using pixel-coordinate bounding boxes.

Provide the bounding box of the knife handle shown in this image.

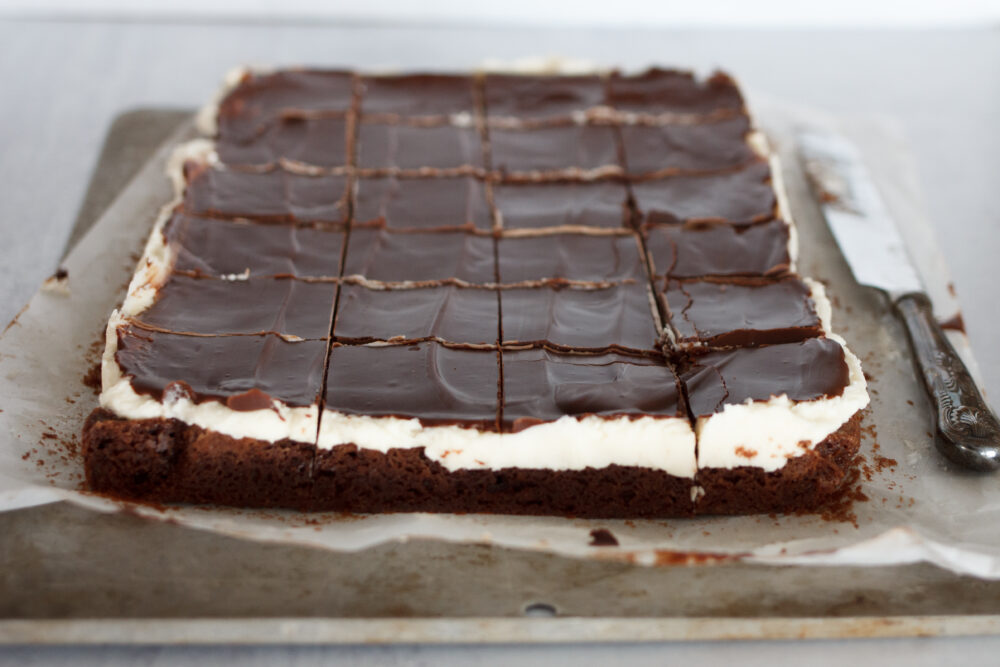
[895,292,1000,471]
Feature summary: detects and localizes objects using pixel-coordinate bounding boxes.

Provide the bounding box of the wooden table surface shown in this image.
[1,17,999,665]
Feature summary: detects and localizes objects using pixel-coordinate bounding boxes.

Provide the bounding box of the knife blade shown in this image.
[799,129,1000,471]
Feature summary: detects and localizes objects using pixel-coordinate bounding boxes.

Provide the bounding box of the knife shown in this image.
[798,129,1000,471]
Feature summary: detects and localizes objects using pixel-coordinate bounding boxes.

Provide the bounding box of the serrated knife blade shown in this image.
[798,127,1000,472]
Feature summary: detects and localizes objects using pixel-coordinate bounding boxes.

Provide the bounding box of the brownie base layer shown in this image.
[693,413,863,515]
[81,408,861,518]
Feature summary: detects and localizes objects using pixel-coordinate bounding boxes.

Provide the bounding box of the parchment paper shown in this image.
[3,98,999,578]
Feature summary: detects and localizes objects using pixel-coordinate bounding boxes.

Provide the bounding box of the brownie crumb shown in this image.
[589,528,619,546]
[82,363,102,393]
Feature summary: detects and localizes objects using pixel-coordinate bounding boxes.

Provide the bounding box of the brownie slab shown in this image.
[644,219,792,279]
[496,233,644,284]
[492,179,631,231]
[342,228,495,284]
[216,114,350,169]
[133,274,336,339]
[661,277,822,348]
[181,164,350,224]
[500,283,659,352]
[334,284,498,345]
[356,122,484,173]
[353,175,491,231]
[164,214,346,279]
[324,342,500,429]
[86,65,868,520]
[630,161,776,225]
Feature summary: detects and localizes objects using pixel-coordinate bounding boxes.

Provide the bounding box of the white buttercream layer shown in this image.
[317,412,698,477]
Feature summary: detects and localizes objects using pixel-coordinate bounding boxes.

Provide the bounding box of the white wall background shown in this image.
[2,0,1000,28]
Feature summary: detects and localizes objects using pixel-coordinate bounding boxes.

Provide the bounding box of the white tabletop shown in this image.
[1,17,998,664]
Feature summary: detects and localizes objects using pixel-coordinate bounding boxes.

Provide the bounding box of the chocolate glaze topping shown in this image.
[335,284,499,345]
[164,214,345,279]
[119,68,860,441]
[663,278,822,348]
[358,74,477,117]
[680,337,850,418]
[496,233,644,284]
[500,283,660,352]
[116,325,327,408]
[353,176,491,230]
[644,219,791,279]
[216,69,355,143]
[357,122,484,172]
[619,116,755,175]
[325,342,500,428]
[606,69,744,115]
[630,161,776,225]
[492,180,631,230]
[501,348,684,429]
[342,228,496,284]
[489,124,620,174]
[182,165,350,224]
[135,274,336,339]
[216,114,350,169]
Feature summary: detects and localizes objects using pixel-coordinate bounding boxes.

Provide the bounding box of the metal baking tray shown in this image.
[2,109,999,645]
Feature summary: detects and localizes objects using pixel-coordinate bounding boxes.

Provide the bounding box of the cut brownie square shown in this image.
[630,161,776,226]
[660,277,822,348]
[215,69,355,143]
[356,122,484,173]
[644,219,791,279]
[353,175,491,231]
[358,74,478,118]
[342,228,495,284]
[115,325,328,409]
[496,233,644,284]
[164,214,346,280]
[678,336,860,473]
[500,283,660,352]
[483,74,607,121]
[606,68,744,116]
[501,348,687,425]
[492,179,631,231]
[324,342,500,428]
[335,284,498,345]
[216,113,350,169]
[619,116,755,176]
[133,274,336,339]
[181,164,350,224]
[489,124,621,175]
